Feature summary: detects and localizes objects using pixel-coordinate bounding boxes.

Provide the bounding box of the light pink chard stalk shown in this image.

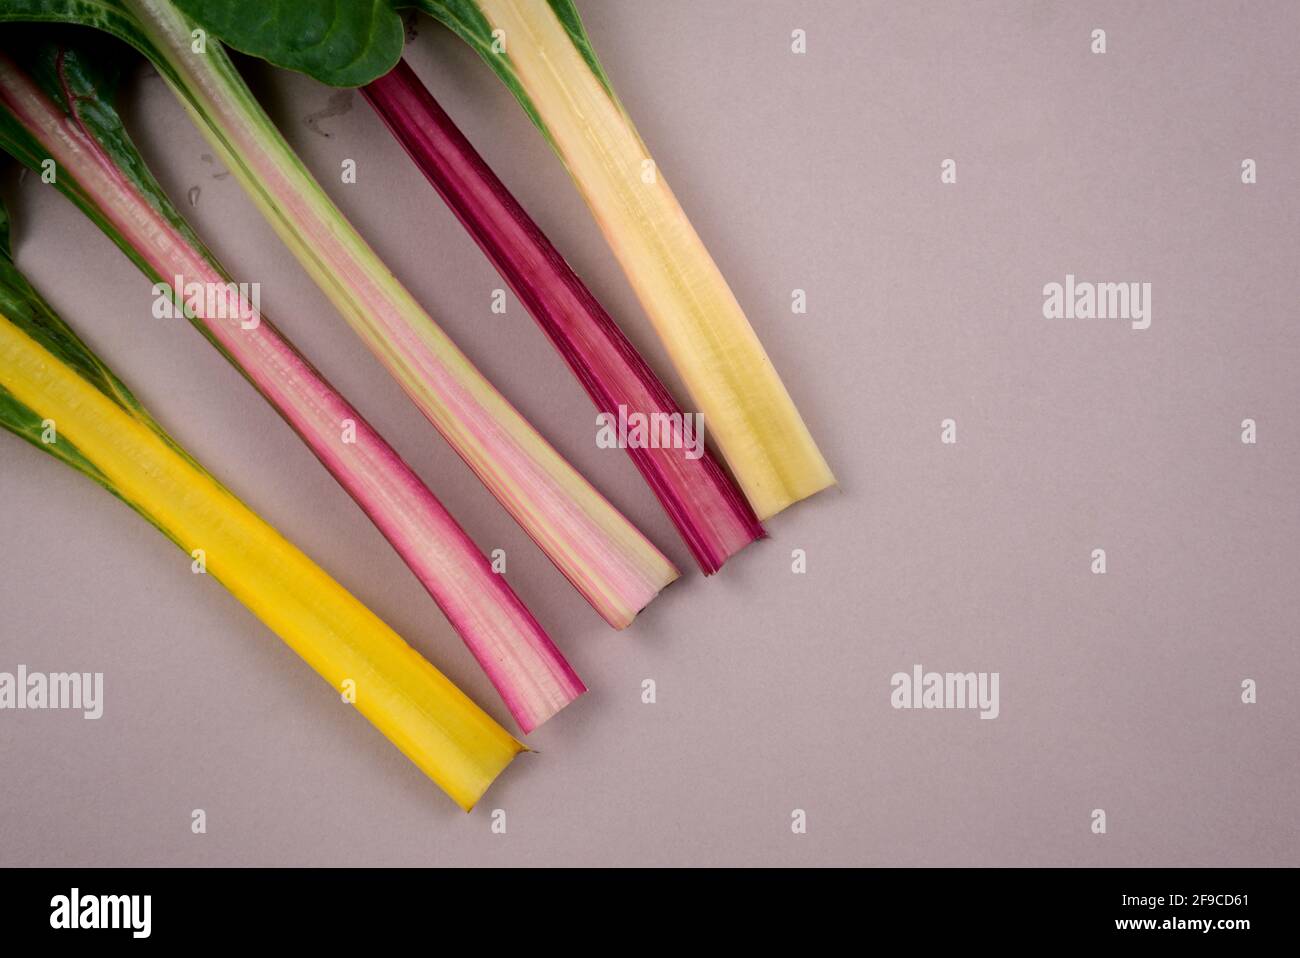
[362,59,765,574]
[116,0,679,628]
[0,46,584,733]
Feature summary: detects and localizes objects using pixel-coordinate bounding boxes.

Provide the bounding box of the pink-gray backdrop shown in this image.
[1,0,1297,866]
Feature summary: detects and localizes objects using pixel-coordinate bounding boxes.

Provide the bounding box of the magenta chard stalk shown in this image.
[362,59,764,574]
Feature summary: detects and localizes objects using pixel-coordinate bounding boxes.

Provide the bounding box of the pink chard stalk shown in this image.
[0,44,583,733]
[362,60,764,574]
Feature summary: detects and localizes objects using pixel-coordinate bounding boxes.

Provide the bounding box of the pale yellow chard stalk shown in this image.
[0,0,677,628]
[0,214,522,809]
[423,0,837,521]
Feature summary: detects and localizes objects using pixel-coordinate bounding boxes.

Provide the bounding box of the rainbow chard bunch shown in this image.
[0,198,523,811]
[0,40,584,734]
[0,0,838,802]
[155,0,834,523]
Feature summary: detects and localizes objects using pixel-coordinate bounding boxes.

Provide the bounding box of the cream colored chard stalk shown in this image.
[424,0,837,521]
[64,0,679,629]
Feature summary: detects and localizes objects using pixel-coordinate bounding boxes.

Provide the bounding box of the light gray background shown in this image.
[1,0,1297,866]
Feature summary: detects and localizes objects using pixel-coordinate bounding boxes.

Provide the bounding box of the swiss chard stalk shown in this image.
[0,199,523,811]
[0,0,679,629]
[361,59,764,574]
[0,42,584,733]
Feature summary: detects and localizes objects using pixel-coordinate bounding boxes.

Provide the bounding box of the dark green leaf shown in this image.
[0,0,181,86]
[172,0,406,87]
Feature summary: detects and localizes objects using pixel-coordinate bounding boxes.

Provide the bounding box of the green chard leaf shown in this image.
[158,0,550,130]
[147,0,605,140]
[170,0,406,87]
[0,0,617,131]
[0,0,183,87]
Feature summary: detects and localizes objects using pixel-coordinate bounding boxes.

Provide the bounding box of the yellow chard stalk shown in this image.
[429,0,836,520]
[0,225,522,810]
